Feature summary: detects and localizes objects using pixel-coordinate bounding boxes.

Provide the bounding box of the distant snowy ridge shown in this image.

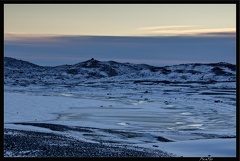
[4,57,236,86]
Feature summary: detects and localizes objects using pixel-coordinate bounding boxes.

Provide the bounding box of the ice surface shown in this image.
[135,138,236,157]
[4,81,236,157]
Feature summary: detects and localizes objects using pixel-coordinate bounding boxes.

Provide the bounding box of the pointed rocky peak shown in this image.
[81,58,100,68]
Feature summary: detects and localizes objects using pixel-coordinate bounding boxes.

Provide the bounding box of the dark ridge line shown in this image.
[4,56,236,69]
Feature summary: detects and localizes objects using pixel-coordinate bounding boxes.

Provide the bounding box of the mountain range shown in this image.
[4,57,236,86]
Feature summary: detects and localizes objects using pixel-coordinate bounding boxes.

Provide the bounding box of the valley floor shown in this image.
[4,82,236,157]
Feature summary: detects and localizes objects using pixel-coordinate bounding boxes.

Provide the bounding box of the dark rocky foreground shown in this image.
[4,128,173,157]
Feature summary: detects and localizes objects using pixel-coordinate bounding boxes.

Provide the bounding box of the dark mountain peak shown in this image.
[4,57,40,69]
[80,58,100,68]
[4,57,22,63]
[88,58,98,62]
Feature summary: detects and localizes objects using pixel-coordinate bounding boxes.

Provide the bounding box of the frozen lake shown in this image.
[4,82,236,157]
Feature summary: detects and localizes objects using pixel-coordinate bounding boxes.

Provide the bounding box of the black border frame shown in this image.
[1,1,239,161]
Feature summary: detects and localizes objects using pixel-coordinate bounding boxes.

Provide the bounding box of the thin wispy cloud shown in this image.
[149,28,236,36]
[136,25,236,36]
[4,33,60,42]
[137,25,196,31]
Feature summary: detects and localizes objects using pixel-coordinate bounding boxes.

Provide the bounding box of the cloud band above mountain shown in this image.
[4,33,236,67]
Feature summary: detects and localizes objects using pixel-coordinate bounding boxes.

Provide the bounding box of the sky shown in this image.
[4,4,236,66]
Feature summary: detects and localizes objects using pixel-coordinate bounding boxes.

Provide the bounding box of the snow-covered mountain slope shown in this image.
[4,57,236,86]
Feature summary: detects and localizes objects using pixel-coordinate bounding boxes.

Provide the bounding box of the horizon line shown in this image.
[4,56,236,68]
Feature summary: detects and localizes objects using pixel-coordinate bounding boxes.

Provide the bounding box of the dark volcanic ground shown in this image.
[4,128,173,157]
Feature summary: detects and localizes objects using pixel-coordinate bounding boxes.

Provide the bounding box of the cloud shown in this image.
[137,25,196,31]
[193,31,236,37]
[4,33,236,67]
[138,26,236,36]
[4,33,62,43]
